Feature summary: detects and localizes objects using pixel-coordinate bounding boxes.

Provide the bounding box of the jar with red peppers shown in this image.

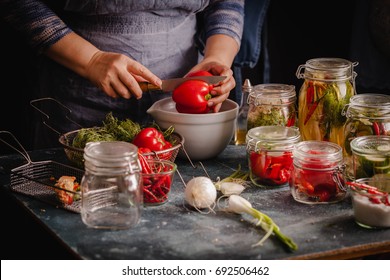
[290,141,347,204]
[296,58,358,150]
[247,84,297,130]
[246,126,301,187]
[343,93,390,180]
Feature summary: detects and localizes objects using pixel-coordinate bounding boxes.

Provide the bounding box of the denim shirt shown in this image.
[231,0,270,104]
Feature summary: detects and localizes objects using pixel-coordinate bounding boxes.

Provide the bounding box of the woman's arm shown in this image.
[191,0,245,111]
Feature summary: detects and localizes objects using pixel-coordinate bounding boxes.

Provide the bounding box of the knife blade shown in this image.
[139,76,226,92]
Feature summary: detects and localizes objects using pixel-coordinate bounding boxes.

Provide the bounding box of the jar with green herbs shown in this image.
[296,58,358,150]
[246,126,301,187]
[246,84,297,130]
[350,135,390,181]
[343,93,390,180]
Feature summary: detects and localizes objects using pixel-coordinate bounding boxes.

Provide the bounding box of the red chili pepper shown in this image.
[306,81,314,107]
[373,122,380,135]
[303,82,329,125]
[141,159,173,204]
[372,122,386,135]
[286,115,296,127]
[138,151,152,174]
[142,175,171,204]
[346,181,387,195]
[304,102,319,125]
[250,151,293,186]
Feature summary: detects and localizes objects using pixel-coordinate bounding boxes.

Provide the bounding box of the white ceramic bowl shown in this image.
[147,97,238,161]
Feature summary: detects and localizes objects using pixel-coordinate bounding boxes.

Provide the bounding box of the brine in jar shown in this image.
[296,58,358,150]
[350,135,390,180]
[343,93,390,180]
[247,84,297,130]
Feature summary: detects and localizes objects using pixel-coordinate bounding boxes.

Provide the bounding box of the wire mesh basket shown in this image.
[60,130,184,169]
[1,131,84,213]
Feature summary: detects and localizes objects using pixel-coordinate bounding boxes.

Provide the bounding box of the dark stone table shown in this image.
[1,145,389,260]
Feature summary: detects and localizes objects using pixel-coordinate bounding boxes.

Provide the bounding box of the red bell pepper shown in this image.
[133,127,173,160]
[172,70,215,114]
[187,70,213,77]
[250,151,293,186]
[172,79,214,114]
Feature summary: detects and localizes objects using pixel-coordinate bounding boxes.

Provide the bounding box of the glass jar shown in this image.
[291,141,346,204]
[81,141,143,229]
[296,58,358,150]
[349,177,390,229]
[246,126,301,187]
[350,135,390,181]
[343,93,390,180]
[247,84,297,130]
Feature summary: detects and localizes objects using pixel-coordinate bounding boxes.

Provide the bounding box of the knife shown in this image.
[139,76,226,92]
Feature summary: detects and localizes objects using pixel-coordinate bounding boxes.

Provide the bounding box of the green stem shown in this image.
[251,208,298,251]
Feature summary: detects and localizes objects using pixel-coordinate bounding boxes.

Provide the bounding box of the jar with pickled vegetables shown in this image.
[247,84,297,130]
[343,93,390,180]
[246,126,301,187]
[296,58,358,150]
[290,140,346,204]
[350,135,390,181]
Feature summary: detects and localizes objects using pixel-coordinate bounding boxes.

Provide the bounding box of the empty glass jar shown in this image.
[81,141,143,229]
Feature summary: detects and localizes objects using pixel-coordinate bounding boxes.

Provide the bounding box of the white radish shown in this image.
[184,176,217,212]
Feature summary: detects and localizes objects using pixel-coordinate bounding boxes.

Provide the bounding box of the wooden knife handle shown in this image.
[138,82,162,92]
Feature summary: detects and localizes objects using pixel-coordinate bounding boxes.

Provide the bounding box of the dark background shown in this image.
[1,0,388,259]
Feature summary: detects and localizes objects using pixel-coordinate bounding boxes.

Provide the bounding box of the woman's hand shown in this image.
[86,51,161,99]
[45,32,162,99]
[187,61,235,112]
[188,34,240,112]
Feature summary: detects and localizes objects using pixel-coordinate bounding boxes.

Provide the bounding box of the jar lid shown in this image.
[246,126,300,151]
[84,141,140,174]
[293,140,343,169]
[296,57,357,82]
[345,93,390,119]
[350,135,390,156]
[249,84,296,106]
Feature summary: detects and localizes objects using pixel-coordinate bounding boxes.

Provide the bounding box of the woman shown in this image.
[1,0,244,148]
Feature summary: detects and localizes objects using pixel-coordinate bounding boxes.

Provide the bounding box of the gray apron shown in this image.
[35,0,209,148]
